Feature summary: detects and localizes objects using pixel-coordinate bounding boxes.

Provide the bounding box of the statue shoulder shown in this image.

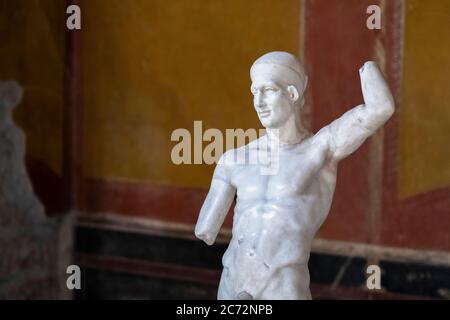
[217,147,242,168]
[310,126,332,148]
[216,135,266,171]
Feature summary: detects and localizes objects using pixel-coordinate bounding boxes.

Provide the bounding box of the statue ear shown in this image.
[287,85,299,103]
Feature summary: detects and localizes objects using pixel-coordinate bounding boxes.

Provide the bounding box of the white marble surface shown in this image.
[195,52,394,300]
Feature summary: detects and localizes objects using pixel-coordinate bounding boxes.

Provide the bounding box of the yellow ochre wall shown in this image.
[0,0,65,176]
[1,0,448,198]
[82,0,301,188]
[399,0,450,198]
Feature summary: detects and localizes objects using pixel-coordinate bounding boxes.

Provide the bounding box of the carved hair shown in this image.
[250,51,308,102]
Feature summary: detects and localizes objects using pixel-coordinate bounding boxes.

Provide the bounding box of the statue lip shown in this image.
[258,110,271,118]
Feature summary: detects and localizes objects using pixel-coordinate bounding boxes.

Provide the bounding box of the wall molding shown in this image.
[75,219,450,299]
[78,212,450,268]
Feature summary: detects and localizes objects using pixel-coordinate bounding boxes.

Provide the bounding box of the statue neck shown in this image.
[266,116,310,145]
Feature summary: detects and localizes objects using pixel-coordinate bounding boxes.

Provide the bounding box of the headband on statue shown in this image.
[250,51,307,95]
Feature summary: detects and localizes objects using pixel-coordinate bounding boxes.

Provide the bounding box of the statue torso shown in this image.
[221,133,338,293]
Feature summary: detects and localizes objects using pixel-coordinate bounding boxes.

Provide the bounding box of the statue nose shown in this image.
[255,92,265,109]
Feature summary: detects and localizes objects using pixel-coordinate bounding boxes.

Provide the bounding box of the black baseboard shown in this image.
[75,226,450,299]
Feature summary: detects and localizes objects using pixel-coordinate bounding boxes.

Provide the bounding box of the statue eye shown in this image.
[264,87,275,93]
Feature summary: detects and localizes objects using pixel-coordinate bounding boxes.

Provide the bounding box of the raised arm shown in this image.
[195,152,236,245]
[320,61,395,161]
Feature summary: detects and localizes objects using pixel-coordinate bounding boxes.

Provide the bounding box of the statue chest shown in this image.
[231,147,325,200]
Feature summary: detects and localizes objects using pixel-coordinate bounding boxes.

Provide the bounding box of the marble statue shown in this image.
[195,52,394,300]
[0,80,74,299]
[0,80,46,224]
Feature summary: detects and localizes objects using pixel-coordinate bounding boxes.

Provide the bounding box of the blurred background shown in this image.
[0,0,449,299]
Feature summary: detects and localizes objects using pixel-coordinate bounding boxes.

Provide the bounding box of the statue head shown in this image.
[250,51,307,129]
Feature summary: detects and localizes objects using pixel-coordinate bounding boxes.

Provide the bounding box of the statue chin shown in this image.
[259,117,278,129]
[260,122,271,129]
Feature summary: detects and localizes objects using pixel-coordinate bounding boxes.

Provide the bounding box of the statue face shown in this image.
[251,74,296,129]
